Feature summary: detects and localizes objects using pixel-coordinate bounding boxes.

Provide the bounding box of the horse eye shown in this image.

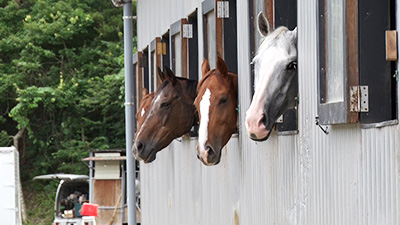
[160,102,170,108]
[287,61,297,70]
[219,96,228,105]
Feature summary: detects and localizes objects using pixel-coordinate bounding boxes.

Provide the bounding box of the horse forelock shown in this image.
[197,68,233,93]
[157,80,171,93]
[197,69,215,93]
[252,27,296,64]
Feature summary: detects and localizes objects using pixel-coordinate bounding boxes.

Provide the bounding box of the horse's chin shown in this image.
[142,149,157,163]
[199,155,221,166]
[135,147,158,164]
[249,129,272,142]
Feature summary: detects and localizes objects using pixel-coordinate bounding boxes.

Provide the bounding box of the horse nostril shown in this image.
[250,133,257,139]
[260,114,267,125]
[205,145,215,157]
[136,141,144,153]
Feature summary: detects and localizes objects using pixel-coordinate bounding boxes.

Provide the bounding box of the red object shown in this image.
[80,203,99,217]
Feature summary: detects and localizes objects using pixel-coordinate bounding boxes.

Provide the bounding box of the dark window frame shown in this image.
[317,0,397,126]
[150,37,162,91]
[161,30,171,71]
[133,51,143,111]
[188,9,199,81]
[141,47,150,93]
[202,0,238,73]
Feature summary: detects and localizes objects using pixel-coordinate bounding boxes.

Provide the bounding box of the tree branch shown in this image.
[13,127,26,151]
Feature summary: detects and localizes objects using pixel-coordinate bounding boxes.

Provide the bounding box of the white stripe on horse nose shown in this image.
[198,88,211,152]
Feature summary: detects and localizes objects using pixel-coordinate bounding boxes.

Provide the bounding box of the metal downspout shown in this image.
[123,1,137,224]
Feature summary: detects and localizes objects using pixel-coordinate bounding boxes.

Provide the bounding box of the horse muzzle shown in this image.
[245,113,271,141]
[196,144,221,166]
[134,140,157,163]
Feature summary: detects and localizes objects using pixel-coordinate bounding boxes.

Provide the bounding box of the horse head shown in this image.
[133,67,198,163]
[194,57,238,166]
[245,12,298,141]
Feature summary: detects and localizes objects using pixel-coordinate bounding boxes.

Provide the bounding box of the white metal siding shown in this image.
[137,0,400,225]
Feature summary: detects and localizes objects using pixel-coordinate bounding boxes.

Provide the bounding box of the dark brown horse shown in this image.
[194,57,238,166]
[133,67,198,163]
[136,89,154,135]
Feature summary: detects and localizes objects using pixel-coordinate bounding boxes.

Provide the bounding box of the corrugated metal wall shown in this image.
[137,0,400,224]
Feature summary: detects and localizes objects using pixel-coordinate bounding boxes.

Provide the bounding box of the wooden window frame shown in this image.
[202,0,218,69]
[150,37,162,91]
[318,0,358,125]
[133,51,143,111]
[170,18,189,78]
[202,0,238,73]
[141,47,150,93]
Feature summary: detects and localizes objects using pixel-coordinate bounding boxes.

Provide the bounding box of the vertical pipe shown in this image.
[123,2,137,224]
[89,151,93,203]
[121,161,126,222]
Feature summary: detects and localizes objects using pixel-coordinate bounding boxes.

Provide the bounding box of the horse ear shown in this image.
[257,12,271,37]
[201,58,210,77]
[157,67,166,81]
[291,27,298,44]
[163,66,177,86]
[142,88,149,98]
[217,56,228,78]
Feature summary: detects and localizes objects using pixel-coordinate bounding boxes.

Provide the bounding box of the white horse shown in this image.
[245,12,298,141]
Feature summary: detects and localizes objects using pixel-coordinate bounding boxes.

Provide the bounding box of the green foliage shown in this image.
[0,0,136,223]
[24,180,59,225]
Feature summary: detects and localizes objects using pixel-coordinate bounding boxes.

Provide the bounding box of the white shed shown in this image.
[0,147,22,225]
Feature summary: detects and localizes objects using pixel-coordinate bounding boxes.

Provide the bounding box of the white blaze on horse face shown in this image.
[198,88,211,156]
[141,108,145,117]
[246,44,288,139]
[154,94,161,104]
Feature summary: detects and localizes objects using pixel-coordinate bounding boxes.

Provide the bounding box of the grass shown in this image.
[23,181,58,225]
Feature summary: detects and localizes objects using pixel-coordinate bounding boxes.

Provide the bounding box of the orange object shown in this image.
[80,203,98,217]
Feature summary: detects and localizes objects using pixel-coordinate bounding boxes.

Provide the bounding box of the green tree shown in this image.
[0,0,136,224]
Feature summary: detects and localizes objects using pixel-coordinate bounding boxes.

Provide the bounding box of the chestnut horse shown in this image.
[245,12,298,141]
[133,67,198,163]
[194,57,238,166]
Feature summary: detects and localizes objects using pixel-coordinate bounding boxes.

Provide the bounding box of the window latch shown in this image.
[350,86,369,112]
[315,116,329,135]
[217,1,229,18]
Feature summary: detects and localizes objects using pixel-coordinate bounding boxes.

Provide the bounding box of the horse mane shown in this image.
[197,68,237,93]
[156,77,198,101]
[142,92,154,101]
[157,80,170,94]
[197,69,216,92]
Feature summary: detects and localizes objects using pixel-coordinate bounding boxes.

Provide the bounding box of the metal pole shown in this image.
[89,151,93,203]
[123,1,137,224]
